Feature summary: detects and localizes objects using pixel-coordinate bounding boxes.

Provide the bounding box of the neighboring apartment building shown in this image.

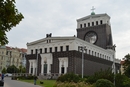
[0,46,7,73]
[0,46,27,73]
[20,48,27,67]
[120,60,125,74]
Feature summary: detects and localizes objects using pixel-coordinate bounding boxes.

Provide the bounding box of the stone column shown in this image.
[29,61,31,74]
[47,64,50,74]
[59,61,61,74]
[33,61,35,75]
[41,58,43,74]
[64,61,67,73]
[41,64,43,74]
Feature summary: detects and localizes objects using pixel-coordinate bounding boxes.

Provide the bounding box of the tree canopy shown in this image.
[123,54,130,77]
[0,0,24,45]
[7,65,19,73]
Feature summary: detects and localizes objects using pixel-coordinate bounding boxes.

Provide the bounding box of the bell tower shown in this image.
[76,9,113,49]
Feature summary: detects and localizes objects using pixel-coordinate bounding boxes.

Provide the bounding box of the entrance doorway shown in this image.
[61,67,64,74]
[44,63,47,74]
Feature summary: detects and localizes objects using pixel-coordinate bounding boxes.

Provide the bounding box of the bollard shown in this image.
[0,80,4,87]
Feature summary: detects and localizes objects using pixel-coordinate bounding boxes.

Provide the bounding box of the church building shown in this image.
[26,11,120,78]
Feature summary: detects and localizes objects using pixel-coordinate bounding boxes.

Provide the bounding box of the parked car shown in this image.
[4,73,12,77]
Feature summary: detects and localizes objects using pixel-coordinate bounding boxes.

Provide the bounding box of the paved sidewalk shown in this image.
[4,77,42,87]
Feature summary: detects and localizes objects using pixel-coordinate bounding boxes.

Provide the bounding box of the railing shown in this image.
[12,73,32,77]
[12,73,63,80]
[39,73,62,80]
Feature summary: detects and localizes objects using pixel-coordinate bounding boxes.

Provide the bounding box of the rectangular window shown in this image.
[40,49,42,53]
[1,56,3,60]
[31,68,33,74]
[88,23,90,27]
[31,50,33,54]
[66,45,69,51]
[96,21,98,25]
[89,50,90,54]
[92,22,94,26]
[50,47,52,53]
[85,49,87,54]
[84,23,86,27]
[100,20,103,24]
[55,47,57,52]
[35,49,37,54]
[6,51,8,55]
[44,48,47,53]
[49,40,51,43]
[60,46,63,52]
[80,24,82,28]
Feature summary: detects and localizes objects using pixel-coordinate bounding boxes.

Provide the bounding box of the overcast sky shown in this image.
[6,0,130,59]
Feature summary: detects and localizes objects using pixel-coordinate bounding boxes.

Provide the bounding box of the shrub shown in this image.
[11,76,18,80]
[86,68,114,84]
[16,75,35,80]
[115,74,130,87]
[123,78,130,87]
[57,73,81,83]
[94,79,115,87]
[53,82,93,87]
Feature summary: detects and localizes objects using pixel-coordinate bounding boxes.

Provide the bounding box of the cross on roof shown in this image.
[91,6,95,12]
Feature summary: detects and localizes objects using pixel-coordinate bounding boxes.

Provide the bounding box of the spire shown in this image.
[91,6,95,15]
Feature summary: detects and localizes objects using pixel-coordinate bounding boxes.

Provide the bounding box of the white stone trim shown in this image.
[58,57,68,74]
[29,59,36,75]
[27,36,115,62]
[40,53,53,74]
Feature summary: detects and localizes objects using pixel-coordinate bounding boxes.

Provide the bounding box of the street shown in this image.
[4,77,41,87]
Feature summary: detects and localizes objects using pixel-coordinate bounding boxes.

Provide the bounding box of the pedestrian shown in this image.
[1,73,4,81]
[34,75,37,85]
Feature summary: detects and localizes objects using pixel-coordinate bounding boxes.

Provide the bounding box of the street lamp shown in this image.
[78,46,86,78]
[112,44,116,86]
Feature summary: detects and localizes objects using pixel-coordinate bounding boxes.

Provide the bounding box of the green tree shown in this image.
[18,65,26,73]
[2,67,7,74]
[22,67,26,73]
[7,65,19,73]
[19,65,22,73]
[123,54,130,77]
[0,0,24,45]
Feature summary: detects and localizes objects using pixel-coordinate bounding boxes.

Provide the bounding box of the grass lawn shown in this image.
[20,79,56,87]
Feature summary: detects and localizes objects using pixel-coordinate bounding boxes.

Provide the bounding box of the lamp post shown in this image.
[78,46,86,78]
[113,44,116,86]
